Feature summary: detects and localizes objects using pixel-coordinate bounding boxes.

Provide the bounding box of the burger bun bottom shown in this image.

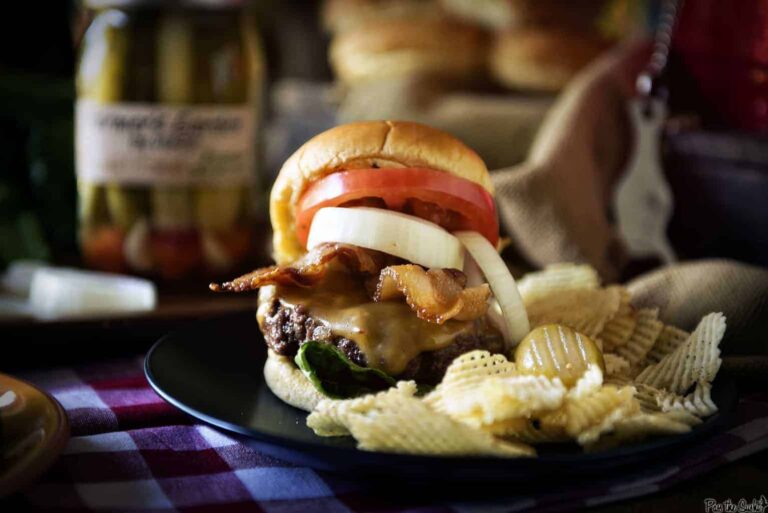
[264,350,324,412]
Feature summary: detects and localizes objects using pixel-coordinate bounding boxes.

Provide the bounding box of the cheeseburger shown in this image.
[212,121,529,411]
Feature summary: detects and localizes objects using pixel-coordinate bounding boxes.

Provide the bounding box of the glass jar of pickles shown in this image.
[76,0,265,280]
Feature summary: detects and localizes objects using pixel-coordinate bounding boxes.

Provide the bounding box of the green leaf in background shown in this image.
[0,210,50,266]
[295,341,396,399]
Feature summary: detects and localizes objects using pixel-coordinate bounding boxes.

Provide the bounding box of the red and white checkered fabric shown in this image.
[17,357,768,512]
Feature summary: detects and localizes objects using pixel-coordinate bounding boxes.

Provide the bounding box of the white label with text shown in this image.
[76,101,255,186]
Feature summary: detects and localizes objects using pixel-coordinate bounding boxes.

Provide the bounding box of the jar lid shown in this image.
[85,0,249,8]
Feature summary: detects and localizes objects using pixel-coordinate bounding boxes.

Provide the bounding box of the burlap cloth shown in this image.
[491,40,768,363]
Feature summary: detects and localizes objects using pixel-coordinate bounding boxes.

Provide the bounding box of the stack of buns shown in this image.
[323,0,636,93]
[323,0,487,86]
[488,0,618,92]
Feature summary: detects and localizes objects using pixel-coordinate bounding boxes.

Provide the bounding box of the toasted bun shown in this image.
[491,28,610,92]
[329,19,487,86]
[322,0,445,34]
[270,120,492,264]
[264,350,324,412]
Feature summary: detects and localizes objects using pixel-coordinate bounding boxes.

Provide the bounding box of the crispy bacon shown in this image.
[210,243,393,292]
[372,265,490,324]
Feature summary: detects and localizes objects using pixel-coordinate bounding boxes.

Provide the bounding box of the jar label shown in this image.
[76,100,255,186]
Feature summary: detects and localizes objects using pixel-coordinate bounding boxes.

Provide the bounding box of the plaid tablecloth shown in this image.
[18,357,768,512]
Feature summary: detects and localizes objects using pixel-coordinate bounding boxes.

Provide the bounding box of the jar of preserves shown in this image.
[76,0,265,280]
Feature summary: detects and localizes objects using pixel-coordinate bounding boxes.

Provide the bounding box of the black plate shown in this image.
[145,312,736,483]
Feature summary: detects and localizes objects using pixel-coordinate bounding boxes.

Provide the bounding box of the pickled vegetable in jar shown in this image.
[76,1,265,279]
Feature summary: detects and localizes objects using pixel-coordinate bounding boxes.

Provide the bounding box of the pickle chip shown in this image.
[514,324,605,388]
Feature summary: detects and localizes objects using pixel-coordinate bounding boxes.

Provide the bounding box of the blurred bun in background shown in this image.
[502,0,610,29]
[491,28,611,92]
[256,0,649,178]
[322,0,445,34]
[438,0,513,29]
[484,0,638,93]
[330,18,488,86]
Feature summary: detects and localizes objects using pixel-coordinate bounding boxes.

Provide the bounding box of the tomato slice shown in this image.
[295,168,499,247]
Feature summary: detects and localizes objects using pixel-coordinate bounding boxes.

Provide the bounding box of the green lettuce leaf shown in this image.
[294,341,396,399]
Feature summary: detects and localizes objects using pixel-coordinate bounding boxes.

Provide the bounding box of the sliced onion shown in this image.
[485,298,509,341]
[455,231,530,350]
[307,207,464,270]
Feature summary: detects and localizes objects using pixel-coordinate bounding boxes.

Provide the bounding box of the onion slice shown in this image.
[455,231,530,349]
[307,207,465,270]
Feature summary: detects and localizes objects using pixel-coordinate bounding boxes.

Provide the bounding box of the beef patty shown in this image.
[261,298,504,384]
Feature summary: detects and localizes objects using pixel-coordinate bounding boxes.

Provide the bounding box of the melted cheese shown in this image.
[276,273,478,376]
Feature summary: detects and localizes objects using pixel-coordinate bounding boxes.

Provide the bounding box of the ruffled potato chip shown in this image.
[517,264,600,302]
[309,381,534,457]
[439,350,518,387]
[515,324,605,387]
[645,324,690,366]
[524,286,624,338]
[603,353,630,378]
[483,417,569,444]
[303,268,727,459]
[585,411,695,452]
[635,313,725,394]
[614,308,663,374]
[631,383,666,413]
[432,374,567,427]
[346,394,536,457]
[423,350,518,413]
[308,381,418,436]
[548,385,640,446]
[636,381,718,418]
[600,314,636,353]
[567,364,604,400]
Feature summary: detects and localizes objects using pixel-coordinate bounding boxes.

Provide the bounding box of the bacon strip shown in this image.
[373,265,490,324]
[210,243,393,292]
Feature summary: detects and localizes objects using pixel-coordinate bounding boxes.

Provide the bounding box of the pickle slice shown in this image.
[78,12,128,103]
[194,186,243,230]
[191,17,250,233]
[78,14,129,231]
[157,12,194,104]
[78,181,110,228]
[151,187,193,230]
[106,185,148,230]
[514,324,605,387]
[151,13,195,232]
